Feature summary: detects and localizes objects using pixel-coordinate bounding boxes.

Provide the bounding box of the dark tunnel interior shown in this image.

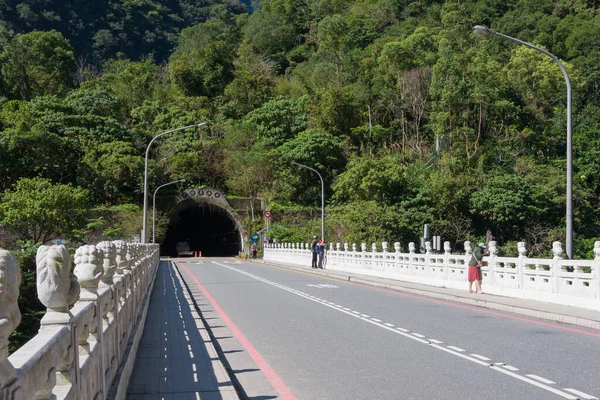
[161,204,241,257]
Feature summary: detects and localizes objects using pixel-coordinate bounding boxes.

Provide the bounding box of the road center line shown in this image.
[215,262,580,399]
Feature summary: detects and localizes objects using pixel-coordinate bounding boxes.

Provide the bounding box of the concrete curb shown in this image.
[109,259,160,400]
[252,259,600,332]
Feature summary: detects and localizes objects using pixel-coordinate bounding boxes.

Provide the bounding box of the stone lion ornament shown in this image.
[0,249,21,386]
[36,245,80,325]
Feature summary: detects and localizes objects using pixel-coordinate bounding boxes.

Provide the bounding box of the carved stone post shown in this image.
[517,242,527,289]
[74,245,104,301]
[409,242,416,271]
[552,242,563,292]
[487,241,498,286]
[97,241,118,384]
[37,245,80,325]
[517,242,527,258]
[36,245,80,399]
[464,241,473,275]
[425,241,432,254]
[444,241,451,255]
[0,250,21,391]
[443,241,451,280]
[394,242,401,273]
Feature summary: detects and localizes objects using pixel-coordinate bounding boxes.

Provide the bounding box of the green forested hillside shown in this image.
[1,0,600,262]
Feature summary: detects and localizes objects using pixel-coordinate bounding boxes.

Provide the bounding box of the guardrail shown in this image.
[264,240,600,311]
[0,241,159,400]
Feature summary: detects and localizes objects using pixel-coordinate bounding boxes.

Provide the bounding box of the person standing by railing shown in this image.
[468,242,486,294]
[311,236,319,268]
[317,240,326,269]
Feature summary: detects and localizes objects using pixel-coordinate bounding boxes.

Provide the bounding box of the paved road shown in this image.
[176,258,600,400]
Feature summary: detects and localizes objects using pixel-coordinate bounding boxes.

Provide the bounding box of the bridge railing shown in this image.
[264,240,600,311]
[0,241,159,400]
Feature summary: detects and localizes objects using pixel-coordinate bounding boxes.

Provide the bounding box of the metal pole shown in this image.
[152,179,186,243]
[473,26,573,259]
[291,161,325,241]
[142,123,206,243]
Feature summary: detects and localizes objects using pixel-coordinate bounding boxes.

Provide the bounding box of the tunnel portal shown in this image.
[161,203,242,257]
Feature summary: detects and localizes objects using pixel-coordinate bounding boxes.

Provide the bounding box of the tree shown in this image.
[77,141,145,204]
[0,30,76,99]
[469,173,537,240]
[0,177,89,243]
[169,7,240,98]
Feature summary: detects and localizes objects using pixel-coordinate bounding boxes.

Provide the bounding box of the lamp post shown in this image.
[291,161,325,241]
[152,179,186,243]
[142,123,207,243]
[473,25,573,259]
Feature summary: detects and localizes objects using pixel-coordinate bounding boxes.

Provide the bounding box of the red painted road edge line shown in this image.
[179,262,298,400]
[347,280,600,338]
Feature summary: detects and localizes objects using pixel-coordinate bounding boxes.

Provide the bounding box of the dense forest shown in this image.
[2,0,600,348]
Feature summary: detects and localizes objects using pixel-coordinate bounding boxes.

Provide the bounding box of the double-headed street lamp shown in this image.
[473,25,573,259]
[291,161,325,241]
[142,123,207,243]
[152,179,186,244]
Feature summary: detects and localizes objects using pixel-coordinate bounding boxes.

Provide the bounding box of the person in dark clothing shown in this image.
[468,242,486,293]
[311,236,318,268]
[251,242,257,259]
[317,240,326,269]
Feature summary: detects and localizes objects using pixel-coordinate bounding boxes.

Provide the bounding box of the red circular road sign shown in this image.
[243,230,249,237]
[264,210,272,218]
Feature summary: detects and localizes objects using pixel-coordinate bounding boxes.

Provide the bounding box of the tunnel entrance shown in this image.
[161,203,242,257]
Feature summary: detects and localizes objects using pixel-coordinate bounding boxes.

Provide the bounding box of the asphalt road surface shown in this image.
[175,257,600,400]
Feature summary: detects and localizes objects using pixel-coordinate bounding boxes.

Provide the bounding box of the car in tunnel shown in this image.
[176,241,194,257]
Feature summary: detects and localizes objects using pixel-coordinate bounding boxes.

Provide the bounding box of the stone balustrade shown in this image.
[264,240,600,311]
[0,241,159,400]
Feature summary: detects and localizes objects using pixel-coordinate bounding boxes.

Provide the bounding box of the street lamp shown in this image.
[473,25,573,259]
[291,161,325,241]
[142,123,207,243]
[152,179,186,243]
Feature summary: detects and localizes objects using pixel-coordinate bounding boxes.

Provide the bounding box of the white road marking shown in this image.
[343,307,351,311]
[306,284,339,288]
[502,365,519,371]
[360,314,370,318]
[563,388,598,399]
[527,375,556,385]
[371,318,382,322]
[470,354,491,361]
[396,327,409,332]
[429,339,443,344]
[411,333,426,338]
[211,261,581,400]
[383,323,395,327]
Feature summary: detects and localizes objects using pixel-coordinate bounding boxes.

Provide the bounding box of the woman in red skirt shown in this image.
[468,242,486,293]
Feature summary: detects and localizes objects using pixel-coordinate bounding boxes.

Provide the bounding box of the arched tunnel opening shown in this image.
[161,203,241,257]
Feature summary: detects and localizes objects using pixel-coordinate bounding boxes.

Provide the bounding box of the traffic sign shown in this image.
[243,231,249,237]
[264,210,272,218]
[251,234,259,241]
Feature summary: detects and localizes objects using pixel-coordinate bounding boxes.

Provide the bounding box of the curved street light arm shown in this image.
[142,123,207,243]
[473,26,573,259]
[291,161,325,241]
